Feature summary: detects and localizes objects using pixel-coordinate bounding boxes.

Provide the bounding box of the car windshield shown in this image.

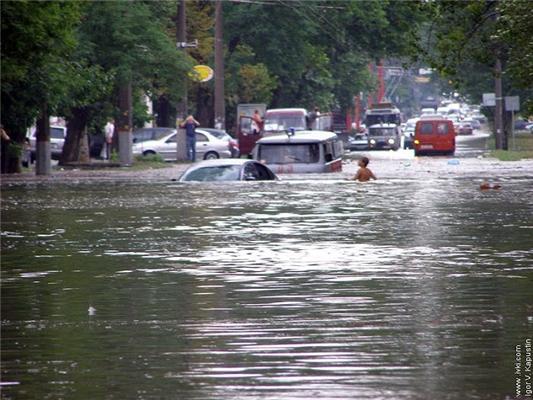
[369,128,396,136]
[182,165,242,181]
[258,143,320,164]
[50,128,64,139]
[264,116,306,132]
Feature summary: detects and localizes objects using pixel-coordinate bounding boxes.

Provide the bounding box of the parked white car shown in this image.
[28,125,67,161]
[132,129,232,161]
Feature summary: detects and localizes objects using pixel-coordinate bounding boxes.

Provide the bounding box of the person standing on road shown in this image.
[180,115,200,162]
[104,119,115,160]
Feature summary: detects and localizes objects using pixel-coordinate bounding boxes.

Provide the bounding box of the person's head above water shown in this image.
[358,157,369,167]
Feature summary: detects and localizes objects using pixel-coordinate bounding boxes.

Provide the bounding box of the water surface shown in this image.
[2,171,532,399]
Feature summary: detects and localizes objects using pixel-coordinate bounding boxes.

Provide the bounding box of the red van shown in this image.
[414,119,455,156]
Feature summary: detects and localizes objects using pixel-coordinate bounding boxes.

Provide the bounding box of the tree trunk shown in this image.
[35,102,51,175]
[117,81,133,166]
[60,107,90,165]
[155,95,176,128]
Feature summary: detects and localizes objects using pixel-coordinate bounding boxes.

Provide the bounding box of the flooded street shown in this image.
[2,135,533,399]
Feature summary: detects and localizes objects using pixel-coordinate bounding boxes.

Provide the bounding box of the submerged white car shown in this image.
[179,159,278,181]
[132,129,232,161]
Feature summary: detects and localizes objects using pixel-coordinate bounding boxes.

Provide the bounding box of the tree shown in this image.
[1,1,80,173]
[420,1,533,129]
[59,1,192,165]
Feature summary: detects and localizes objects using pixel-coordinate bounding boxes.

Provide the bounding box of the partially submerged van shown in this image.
[252,131,343,173]
[414,119,455,156]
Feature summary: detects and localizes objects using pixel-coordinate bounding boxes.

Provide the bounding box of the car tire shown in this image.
[204,151,219,160]
[143,150,156,156]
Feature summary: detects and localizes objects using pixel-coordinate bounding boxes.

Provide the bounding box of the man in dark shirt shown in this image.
[180,115,200,162]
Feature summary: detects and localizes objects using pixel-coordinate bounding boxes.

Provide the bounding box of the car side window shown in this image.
[196,133,208,142]
[255,163,275,180]
[243,163,260,180]
[166,134,177,143]
[324,142,333,162]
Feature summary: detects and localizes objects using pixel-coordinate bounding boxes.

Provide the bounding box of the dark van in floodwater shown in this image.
[414,119,455,156]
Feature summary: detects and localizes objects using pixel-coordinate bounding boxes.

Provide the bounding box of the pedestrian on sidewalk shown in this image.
[180,115,200,162]
[104,119,114,160]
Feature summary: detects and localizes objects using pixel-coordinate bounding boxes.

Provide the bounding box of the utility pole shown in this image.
[214,0,225,130]
[177,0,187,121]
[35,102,51,175]
[176,0,188,161]
[494,57,504,150]
[117,81,133,166]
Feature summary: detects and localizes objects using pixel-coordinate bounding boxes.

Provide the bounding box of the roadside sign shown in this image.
[483,93,495,107]
[189,65,214,82]
[386,67,403,77]
[505,96,520,111]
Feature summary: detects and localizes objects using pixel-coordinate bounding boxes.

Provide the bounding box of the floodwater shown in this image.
[2,136,533,400]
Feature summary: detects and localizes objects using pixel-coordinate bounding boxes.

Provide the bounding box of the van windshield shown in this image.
[50,128,65,139]
[368,127,396,136]
[258,143,320,164]
[264,116,306,132]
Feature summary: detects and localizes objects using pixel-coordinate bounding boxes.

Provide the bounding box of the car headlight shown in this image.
[388,138,395,144]
[414,139,420,145]
[370,139,376,144]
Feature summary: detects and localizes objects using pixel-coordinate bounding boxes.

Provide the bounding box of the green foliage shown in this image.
[422,1,533,115]
[1,0,81,141]
[135,153,165,163]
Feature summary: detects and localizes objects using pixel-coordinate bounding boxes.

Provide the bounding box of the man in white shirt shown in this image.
[104,119,114,160]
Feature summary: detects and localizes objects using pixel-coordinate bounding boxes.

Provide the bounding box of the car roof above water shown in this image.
[256,130,338,144]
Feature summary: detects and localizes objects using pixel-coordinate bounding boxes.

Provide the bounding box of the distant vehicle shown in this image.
[514,119,530,130]
[263,108,308,136]
[471,112,487,124]
[252,131,343,174]
[132,130,232,161]
[421,108,436,115]
[28,126,66,162]
[436,106,449,115]
[132,127,176,144]
[419,114,445,120]
[457,122,473,135]
[525,123,533,133]
[198,128,239,158]
[367,123,400,150]
[347,133,369,150]
[179,159,278,182]
[402,125,415,149]
[364,103,401,127]
[464,117,480,130]
[414,119,455,156]
[237,106,332,155]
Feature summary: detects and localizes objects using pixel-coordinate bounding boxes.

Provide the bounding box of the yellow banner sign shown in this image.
[189,65,214,82]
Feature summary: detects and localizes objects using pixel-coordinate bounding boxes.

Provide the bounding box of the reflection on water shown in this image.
[1,177,532,399]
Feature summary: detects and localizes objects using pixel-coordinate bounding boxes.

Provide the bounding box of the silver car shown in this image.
[132,129,232,161]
